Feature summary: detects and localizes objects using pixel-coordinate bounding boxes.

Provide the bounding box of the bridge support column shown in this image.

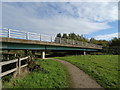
[84,51,86,55]
[41,51,45,59]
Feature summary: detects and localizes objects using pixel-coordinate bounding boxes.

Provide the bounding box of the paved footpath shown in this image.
[51,58,104,89]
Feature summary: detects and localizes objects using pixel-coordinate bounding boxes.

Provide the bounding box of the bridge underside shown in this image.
[2,42,99,51]
[1,37,102,59]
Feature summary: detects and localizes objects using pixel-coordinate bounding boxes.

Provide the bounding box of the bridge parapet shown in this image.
[0,28,102,49]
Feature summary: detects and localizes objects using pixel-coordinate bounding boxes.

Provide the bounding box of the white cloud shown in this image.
[0,2,2,28]
[94,33,118,40]
[2,3,110,37]
[70,2,118,22]
[2,0,119,2]
[30,17,110,35]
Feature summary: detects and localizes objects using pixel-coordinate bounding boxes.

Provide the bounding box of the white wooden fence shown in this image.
[0,56,30,77]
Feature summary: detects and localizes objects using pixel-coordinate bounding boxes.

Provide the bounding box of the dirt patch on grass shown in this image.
[13,67,30,78]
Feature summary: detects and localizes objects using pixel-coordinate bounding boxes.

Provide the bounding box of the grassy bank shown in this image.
[55,55,118,88]
[3,59,69,88]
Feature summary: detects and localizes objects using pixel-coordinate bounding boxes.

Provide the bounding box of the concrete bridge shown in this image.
[0,28,102,59]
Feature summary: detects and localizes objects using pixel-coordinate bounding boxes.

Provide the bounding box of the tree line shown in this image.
[56,33,120,55]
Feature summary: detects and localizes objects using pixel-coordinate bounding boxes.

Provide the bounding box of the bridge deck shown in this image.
[0,37,102,50]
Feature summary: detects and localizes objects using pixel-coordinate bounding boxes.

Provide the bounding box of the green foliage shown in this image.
[109,37,120,46]
[90,38,96,43]
[55,55,118,88]
[55,33,109,46]
[62,33,68,39]
[90,38,109,47]
[3,59,69,88]
[103,47,120,55]
[27,58,41,72]
[56,33,62,38]
[68,33,78,40]
[56,32,89,42]
[90,52,104,55]
[2,75,12,83]
[102,38,120,55]
[56,32,120,55]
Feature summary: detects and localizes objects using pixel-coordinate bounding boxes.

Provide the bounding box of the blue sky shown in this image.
[2,1,118,40]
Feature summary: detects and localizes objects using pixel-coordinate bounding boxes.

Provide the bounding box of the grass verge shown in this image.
[55,55,118,88]
[3,59,69,88]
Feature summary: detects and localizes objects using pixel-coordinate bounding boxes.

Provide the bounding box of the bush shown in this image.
[27,57,41,72]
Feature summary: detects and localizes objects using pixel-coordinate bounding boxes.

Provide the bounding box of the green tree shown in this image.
[103,37,120,55]
[68,33,78,40]
[62,33,68,39]
[56,33,62,38]
[97,40,109,47]
[90,38,97,44]
[109,37,120,46]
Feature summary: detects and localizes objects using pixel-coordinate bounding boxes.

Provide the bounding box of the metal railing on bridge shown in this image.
[0,28,52,42]
[55,37,102,49]
[0,28,102,49]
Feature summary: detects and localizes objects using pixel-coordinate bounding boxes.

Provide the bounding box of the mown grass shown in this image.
[55,55,118,88]
[3,59,69,88]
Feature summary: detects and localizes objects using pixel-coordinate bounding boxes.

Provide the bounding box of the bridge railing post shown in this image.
[51,36,52,42]
[26,32,29,40]
[8,29,10,38]
[40,34,41,41]
[59,38,61,44]
[72,40,74,45]
[66,39,68,44]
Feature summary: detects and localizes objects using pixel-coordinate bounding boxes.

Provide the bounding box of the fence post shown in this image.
[0,63,2,89]
[0,62,2,77]
[8,29,10,38]
[18,57,21,75]
[14,58,19,77]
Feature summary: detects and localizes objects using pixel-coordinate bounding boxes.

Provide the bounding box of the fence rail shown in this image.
[0,56,29,77]
[0,28,102,49]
